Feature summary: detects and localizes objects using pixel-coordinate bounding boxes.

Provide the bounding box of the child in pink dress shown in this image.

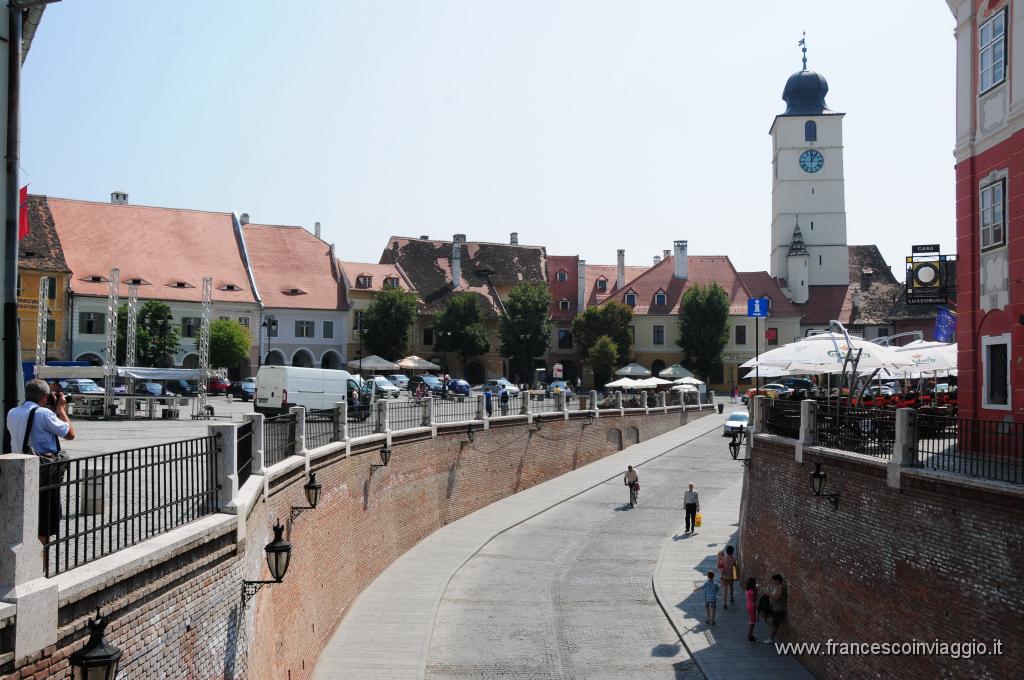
[745,576,758,642]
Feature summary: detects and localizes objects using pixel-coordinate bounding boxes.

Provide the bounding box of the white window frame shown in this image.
[981,333,1011,410]
[654,291,667,306]
[295,320,315,339]
[652,324,665,345]
[979,8,1007,94]
[624,292,637,306]
[558,297,570,311]
[556,270,568,282]
[980,178,1007,251]
[596,278,607,292]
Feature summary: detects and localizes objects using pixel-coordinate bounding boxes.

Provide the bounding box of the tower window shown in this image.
[804,121,817,142]
[558,297,570,311]
[979,9,1007,93]
[819,255,823,266]
[810,221,814,230]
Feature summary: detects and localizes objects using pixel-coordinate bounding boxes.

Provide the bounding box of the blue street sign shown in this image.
[747,297,771,318]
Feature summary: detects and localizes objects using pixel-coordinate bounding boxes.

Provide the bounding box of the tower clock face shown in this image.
[799,149,824,173]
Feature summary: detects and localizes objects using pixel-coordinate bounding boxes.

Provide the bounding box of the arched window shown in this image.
[805,120,817,142]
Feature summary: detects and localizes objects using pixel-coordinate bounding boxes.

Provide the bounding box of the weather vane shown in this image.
[799,31,807,70]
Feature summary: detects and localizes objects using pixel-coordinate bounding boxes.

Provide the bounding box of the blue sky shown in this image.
[22,1,956,276]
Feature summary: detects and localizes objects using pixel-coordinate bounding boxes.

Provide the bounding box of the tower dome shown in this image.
[782,69,829,115]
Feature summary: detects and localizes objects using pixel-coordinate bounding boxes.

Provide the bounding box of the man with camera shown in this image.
[6,379,76,547]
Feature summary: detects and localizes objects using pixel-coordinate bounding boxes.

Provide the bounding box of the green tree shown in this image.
[588,335,619,388]
[498,282,552,384]
[435,293,491,372]
[676,282,730,383]
[362,288,419,361]
[116,300,181,367]
[210,319,252,369]
[571,301,634,369]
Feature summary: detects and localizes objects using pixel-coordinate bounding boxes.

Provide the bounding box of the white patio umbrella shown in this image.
[397,355,441,371]
[673,376,705,386]
[657,363,694,379]
[346,355,400,372]
[672,384,698,392]
[614,363,652,377]
[740,365,793,380]
[605,377,641,389]
[635,377,672,388]
[740,332,913,374]
[891,341,957,373]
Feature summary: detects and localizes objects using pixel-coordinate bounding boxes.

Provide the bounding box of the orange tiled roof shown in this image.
[737,271,801,317]
[338,261,415,293]
[244,224,341,310]
[601,256,749,315]
[47,197,257,303]
[584,263,648,306]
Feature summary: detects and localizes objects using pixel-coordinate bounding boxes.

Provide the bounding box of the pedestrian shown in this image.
[499,385,509,416]
[683,483,700,533]
[745,577,759,641]
[575,376,582,391]
[484,388,493,417]
[719,545,736,608]
[693,570,719,625]
[763,573,787,644]
[623,465,639,507]
[6,379,76,559]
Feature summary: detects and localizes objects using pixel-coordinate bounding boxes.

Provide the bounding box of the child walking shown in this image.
[693,570,719,625]
[745,576,758,641]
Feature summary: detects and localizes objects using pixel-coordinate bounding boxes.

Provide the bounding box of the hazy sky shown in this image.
[22,1,956,277]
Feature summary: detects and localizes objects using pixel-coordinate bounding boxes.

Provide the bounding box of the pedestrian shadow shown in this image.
[614,503,634,511]
[672,533,692,540]
[651,642,681,657]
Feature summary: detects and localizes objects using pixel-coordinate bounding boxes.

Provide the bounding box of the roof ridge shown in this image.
[42,195,234,217]
[388,235,546,250]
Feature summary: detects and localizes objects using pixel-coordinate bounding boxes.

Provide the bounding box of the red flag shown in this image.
[17,185,28,239]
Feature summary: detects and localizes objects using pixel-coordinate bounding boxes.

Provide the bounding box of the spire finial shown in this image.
[798,31,807,70]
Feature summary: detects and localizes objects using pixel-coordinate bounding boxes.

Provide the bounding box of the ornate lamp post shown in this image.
[69,613,122,680]
[241,521,293,608]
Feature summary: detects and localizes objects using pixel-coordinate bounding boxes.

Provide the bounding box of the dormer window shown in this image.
[356,275,372,289]
[219,283,242,292]
[284,287,307,296]
[625,291,637,307]
[558,297,570,311]
[126,278,149,286]
[596,277,607,292]
[383,276,399,289]
[654,291,667,306]
[84,275,107,283]
[556,269,568,282]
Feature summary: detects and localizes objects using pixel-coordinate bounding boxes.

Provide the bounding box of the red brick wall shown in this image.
[740,437,1024,680]
[2,408,702,680]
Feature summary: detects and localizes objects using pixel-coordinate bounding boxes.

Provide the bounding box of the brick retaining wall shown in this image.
[1,407,706,680]
[740,436,1024,680]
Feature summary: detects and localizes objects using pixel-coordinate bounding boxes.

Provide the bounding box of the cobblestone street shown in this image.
[424,421,741,679]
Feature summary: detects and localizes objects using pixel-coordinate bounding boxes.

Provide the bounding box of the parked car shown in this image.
[369,375,401,398]
[165,379,197,396]
[776,377,815,395]
[61,378,104,396]
[723,411,749,437]
[208,377,232,394]
[742,383,790,404]
[386,374,410,389]
[231,377,257,401]
[484,378,520,396]
[866,385,896,397]
[409,375,444,395]
[547,380,571,394]
[448,379,471,397]
[136,382,166,397]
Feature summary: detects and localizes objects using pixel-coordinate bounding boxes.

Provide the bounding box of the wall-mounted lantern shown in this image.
[290,472,322,525]
[242,521,293,608]
[69,613,123,680]
[809,461,839,510]
[372,445,392,472]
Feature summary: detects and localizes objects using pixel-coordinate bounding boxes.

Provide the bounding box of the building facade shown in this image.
[338,261,415,372]
[946,0,1022,421]
[19,196,71,361]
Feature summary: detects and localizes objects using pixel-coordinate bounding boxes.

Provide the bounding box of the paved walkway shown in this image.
[652,481,814,680]
[313,411,728,680]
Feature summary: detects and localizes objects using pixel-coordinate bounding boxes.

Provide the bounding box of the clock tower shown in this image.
[769,45,849,304]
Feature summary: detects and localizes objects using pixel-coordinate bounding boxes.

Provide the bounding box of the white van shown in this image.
[255,366,354,414]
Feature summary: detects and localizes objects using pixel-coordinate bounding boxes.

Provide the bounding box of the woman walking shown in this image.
[744,577,758,641]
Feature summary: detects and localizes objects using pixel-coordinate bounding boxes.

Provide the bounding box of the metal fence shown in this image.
[347,401,376,438]
[39,434,220,577]
[389,399,429,430]
[433,397,478,424]
[236,420,253,488]
[916,414,1023,485]
[264,412,297,466]
[305,408,336,449]
[814,403,895,458]
[764,399,802,439]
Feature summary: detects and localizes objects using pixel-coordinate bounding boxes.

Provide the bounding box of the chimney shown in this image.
[616,249,625,289]
[663,249,671,260]
[653,255,661,265]
[510,232,519,245]
[314,221,321,239]
[239,213,250,226]
[453,233,467,244]
[451,239,462,288]
[111,191,128,205]
[419,234,429,240]
[577,259,586,311]
[673,240,688,279]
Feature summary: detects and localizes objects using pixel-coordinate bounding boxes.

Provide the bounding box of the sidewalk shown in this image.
[313,410,726,680]
[652,478,814,680]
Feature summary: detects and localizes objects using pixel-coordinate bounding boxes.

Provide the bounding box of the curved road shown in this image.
[425,423,742,680]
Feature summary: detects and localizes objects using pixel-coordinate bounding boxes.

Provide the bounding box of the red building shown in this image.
[947,0,1022,421]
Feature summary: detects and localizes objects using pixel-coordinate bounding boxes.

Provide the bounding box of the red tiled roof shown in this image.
[244,224,341,310]
[47,197,257,303]
[21,195,69,273]
[338,261,415,293]
[796,286,853,325]
[584,263,648,306]
[738,271,801,317]
[601,256,749,315]
[547,255,579,320]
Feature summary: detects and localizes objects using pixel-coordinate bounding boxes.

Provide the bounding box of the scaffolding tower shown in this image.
[34,277,49,368]
[125,284,139,395]
[103,267,121,416]
[194,276,212,418]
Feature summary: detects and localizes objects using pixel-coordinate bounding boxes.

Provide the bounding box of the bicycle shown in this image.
[628,481,639,508]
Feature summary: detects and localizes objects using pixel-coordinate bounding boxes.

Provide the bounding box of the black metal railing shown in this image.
[814,403,895,458]
[40,435,219,577]
[305,408,336,450]
[764,399,802,439]
[596,393,618,409]
[264,412,297,466]
[389,400,428,430]
[531,396,560,413]
[916,414,1023,485]
[497,393,522,416]
[236,421,253,488]
[347,400,376,438]
[433,397,478,423]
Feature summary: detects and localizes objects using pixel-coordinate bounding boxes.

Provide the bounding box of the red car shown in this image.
[208,377,232,394]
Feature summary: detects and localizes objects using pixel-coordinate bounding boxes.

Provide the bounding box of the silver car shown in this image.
[386,374,410,389]
[723,411,749,437]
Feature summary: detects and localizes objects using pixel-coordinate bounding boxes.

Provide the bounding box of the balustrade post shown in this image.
[243,412,265,474]
[590,390,599,418]
[751,396,768,434]
[887,408,918,490]
[289,406,307,457]
[476,394,486,421]
[616,390,624,416]
[521,391,531,415]
[375,401,388,434]
[334,400,348,442]
[422,397,433,427]
[797,399,816,463]
[211,423,240,511]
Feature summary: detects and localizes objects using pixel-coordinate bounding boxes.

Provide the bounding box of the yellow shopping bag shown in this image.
[695,512,703,528]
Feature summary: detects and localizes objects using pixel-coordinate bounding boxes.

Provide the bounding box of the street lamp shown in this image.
[241,521,293,608]
[438,330,453,374]
[809,461,839,510]
[69,612,122,680]
[289,472,322,524]
[260,314,278,367]
[371,444,392,472]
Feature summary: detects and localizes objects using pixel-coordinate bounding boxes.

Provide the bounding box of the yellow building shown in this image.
[19,196,71,361]
[338,261,416,369]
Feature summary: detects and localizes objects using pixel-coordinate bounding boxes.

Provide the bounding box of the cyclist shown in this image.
[624,465,640,508]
